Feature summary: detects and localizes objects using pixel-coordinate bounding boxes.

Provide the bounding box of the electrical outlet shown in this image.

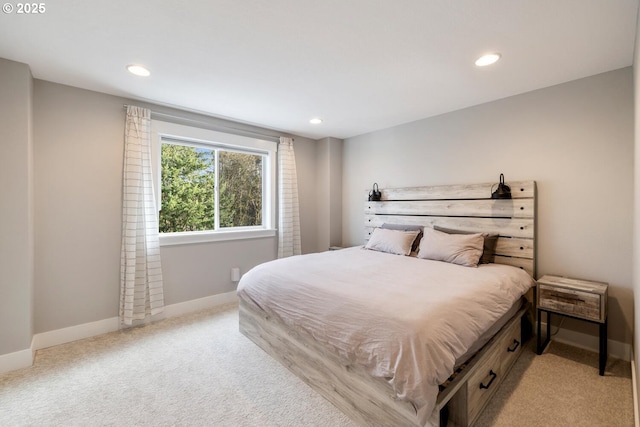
[231,267,240,282]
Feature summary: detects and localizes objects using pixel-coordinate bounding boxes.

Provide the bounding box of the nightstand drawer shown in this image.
[538,284,601,321]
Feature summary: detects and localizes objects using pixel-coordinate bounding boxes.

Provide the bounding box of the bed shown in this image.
[238,180,536,427]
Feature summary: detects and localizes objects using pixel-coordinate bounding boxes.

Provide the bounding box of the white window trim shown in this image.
[151,120,277,246]
[159,228,276,246]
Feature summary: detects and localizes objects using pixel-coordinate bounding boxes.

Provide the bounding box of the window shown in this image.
[151,121,276,245]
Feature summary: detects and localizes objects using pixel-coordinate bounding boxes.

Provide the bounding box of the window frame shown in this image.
[151,120,277,246]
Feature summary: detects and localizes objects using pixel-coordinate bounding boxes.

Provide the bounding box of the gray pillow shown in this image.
[433,225,498,264]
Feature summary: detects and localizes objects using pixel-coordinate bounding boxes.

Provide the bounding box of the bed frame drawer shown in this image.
[466,343,502,423]
[498,316,523,373]
[448,313,524,426]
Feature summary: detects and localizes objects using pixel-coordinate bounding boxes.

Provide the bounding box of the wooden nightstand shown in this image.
[536,275,608,375]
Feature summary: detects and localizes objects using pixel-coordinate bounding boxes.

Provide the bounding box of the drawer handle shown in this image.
[479,370,497,390]
[549,293,585,303]
[507,339,520,352]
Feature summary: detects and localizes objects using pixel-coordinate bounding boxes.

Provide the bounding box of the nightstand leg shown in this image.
[546,312,551,343]
[599,319,607,376]
[537,309,551,355]
[536,309,541,353]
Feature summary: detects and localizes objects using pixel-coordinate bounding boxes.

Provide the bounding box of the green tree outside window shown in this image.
[159,142,263,233]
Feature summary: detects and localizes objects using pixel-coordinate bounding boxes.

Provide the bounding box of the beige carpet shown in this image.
[476,339,634,427]
[0,303,634,426]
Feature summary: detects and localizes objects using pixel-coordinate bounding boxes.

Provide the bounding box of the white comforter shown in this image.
[237,247,534,425]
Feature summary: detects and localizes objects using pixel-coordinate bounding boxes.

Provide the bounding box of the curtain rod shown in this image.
[123,104,284,142]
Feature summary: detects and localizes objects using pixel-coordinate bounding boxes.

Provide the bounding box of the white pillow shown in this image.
[365,228,420,256]
[417,227,484,267]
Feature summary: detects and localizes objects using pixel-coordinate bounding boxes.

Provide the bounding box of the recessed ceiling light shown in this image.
[127,64,151,77]
[475,53,501,67]
[309,118,323,124]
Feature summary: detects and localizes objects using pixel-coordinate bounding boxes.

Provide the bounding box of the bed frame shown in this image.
[240,180,536,426]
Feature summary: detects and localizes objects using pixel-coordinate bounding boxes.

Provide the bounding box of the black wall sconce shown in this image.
[491,174,512,199]
[368,183,381,201]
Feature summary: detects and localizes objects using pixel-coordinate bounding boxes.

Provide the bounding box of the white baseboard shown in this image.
[0,291,238,375]
[32,316,120,351]
[541,322,632,361]
[0,345,34,375]
[160,291,238,318]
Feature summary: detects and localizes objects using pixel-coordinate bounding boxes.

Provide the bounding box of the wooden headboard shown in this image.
[364,181,536,277]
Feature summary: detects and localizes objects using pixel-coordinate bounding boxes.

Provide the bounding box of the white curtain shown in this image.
[120,106,164,326]
[278,137,301,258]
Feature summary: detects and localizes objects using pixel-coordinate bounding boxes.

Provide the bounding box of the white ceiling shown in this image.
[0,0,637,139]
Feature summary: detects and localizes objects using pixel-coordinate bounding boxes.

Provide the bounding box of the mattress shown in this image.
[237,246,535,425]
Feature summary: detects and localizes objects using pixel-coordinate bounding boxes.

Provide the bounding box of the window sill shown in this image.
[159,228,276,246]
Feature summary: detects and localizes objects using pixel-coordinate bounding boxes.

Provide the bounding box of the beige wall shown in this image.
[316,137,343,251]
[290,135,320,255]
[33,80,124,332]
[632,3,640,414]
[0,58,34,355]
[343,68,634,345]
